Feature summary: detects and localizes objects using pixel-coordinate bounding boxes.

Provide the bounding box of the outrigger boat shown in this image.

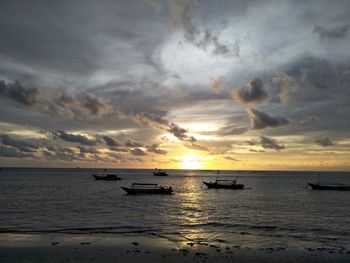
[203,179,244,189]
[203,170,244,189]
[153,168,168,176]
[307,174,350,191]
[121,183,173,195]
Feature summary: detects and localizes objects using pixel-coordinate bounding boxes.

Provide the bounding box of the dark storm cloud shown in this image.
[299,57,339,90]
[248,108,289,130]
[130,148,147,156]
[101,135,120,147]
[232,78,268,104]
[53,130,96,146]
[248,136,285,151]
[0,0,168,89]
[315,137,335,147]
[146,144,167,154]
[168,123,196,142]
[314,25,349,40]
[0,80,115,119]
[0,134,41,152]
[0,145,34,158]
[0,80,39,106]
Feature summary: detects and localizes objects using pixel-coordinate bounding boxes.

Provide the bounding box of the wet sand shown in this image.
[0,233,349,263]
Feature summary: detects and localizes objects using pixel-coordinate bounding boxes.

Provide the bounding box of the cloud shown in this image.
[146,144,167,154]
[232,78,268,104]
[249,149,265,153]
[133,112,197,141]
[315,137,334,147]
[168,123,195,142]
[224,156,239,161]
[184,142,210,151]
[247,108,289,130]
[313,24,349,40]
[272,74,298,103]
[299,57,338,90]
[0,145,33,158]
[130,148,147,156]
[77,145,99,154]
[125,139,143,148]
[0,134,41,152]
[248,136,285,151]
[109,147,129,152]
[216,125,248,136]
[0,80,39,106]
[133,112,169,130]
[102,135,120,147]
[169,0,237,56]
[43,146,84,162]
[53,130,96,145]
[209,76,226,93]
[0,80,115,119]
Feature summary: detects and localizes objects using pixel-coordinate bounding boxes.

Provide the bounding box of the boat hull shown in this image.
[93,175,121,181]
[203,181,244,189]
[308,183,350,191]
[153,172,168,176]
[121,187,173,195]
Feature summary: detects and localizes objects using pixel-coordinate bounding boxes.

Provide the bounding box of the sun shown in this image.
[180,154,203,170]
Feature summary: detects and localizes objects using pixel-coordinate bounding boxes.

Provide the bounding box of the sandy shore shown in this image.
[0,233,349,263]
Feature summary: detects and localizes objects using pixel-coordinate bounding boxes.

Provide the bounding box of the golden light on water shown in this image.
[180,154,204,170]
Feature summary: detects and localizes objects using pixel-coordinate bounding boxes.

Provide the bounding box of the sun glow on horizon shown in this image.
[180,154,204,170]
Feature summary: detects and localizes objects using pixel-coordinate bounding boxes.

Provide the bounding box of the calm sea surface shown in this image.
[1,168,350,249]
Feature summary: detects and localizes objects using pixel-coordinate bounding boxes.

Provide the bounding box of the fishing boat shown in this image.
[93,174,121,181]
[307,174,350,191]
[203,170,244,189]
[307,183,350,191]
[121,183,173,195]
[153,168,168,176]
[203,179,244,189]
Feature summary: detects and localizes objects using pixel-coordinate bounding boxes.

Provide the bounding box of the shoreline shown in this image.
[0,233,349,263]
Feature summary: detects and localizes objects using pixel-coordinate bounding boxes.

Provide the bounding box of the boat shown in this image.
[307,174,350,191]
[307,183,350,191]
[203,179,244,189]
[121,183,173,195]
[93,174,121,181]
[153,168,168,176]
[203,170,244,189]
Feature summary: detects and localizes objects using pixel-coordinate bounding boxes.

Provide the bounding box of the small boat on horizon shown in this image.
[93,169,122,181]
[121,183,173,195]
[307,174,350,191]
[153,168,168,176]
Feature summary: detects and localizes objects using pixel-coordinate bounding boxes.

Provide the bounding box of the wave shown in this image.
[0,225,161,235]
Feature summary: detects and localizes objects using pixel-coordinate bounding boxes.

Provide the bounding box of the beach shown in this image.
[1,233,350,263]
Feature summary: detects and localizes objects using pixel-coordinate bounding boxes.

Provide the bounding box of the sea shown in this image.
[1,168,350,250]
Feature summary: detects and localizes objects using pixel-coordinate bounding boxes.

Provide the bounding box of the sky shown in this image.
[0,0,350,170]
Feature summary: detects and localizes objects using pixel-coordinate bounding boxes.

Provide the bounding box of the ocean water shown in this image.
[0,168,350,250]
